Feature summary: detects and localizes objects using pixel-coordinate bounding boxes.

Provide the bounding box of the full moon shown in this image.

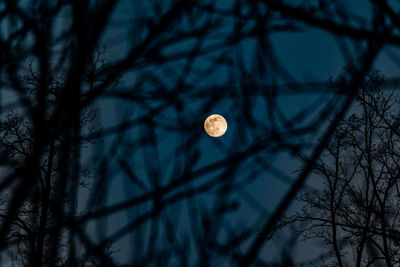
[204,114,227,137]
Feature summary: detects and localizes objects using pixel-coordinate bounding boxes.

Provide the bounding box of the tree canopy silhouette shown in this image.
[281,70,400,266]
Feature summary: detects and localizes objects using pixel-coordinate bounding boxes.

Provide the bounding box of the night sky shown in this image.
[2,0,400,266]
[88,0,400,264]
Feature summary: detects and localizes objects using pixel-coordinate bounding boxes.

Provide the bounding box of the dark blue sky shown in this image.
[4,1,400,266]
[81,0,400,264]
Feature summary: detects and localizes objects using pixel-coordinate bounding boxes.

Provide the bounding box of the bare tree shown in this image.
[282,70,400,266]
[0,50,113,266]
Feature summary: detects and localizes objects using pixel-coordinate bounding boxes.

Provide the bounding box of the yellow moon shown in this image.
[204,114,227,137]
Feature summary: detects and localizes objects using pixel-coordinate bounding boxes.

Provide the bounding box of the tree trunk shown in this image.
[32,139,55,266]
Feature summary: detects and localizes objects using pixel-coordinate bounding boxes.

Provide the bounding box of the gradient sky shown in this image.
[78,0,400,264]
[4,1,400,266]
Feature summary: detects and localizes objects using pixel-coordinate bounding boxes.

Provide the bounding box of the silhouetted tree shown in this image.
[282,70,400,266]
[0,51,113,266]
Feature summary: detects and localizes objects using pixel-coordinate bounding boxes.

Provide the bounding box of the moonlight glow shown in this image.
[204,114,227,137]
